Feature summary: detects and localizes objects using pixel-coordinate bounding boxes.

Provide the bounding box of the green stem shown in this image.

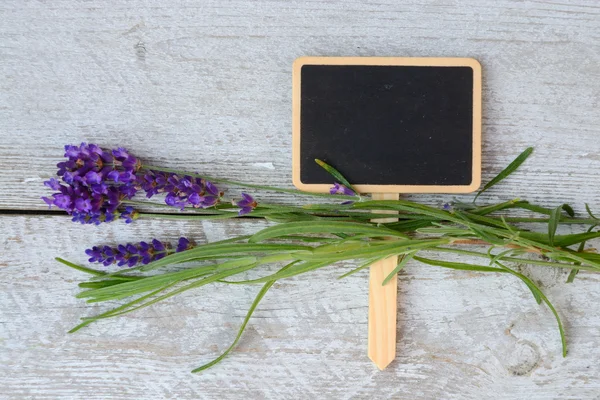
[138,212,239,220]
[427,247,599,272]
[492,217,599,225]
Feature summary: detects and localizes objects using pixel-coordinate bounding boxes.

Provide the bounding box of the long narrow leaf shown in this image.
[56,257,110,277]
[69,282,180,333]
[337,257,382,279]
[79,258,258,302]
[295,239,450,262]
[192,262,295,373]
[495,262,567,357]
[548,205,565,247]
[413,256,507,273]
[249,221,407,243]
[382,252,416,285]
[475,147,533,200]
[315,159,358,194]
[585,203,599,220]
[566,225,598,283]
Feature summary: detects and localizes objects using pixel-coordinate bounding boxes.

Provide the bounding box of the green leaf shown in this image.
[224,260,334,284]
[55,257,108,277]
[566,225,598,283]
[337,257,382,279]
[192,262,296,372]
[249,221,407,243]
[388,220,434,232]
[488,249,518,268]
[296,239,449,262]
[266,212,327,223]
[413,256,507,273]
[562,204,575,217]
[78,280,139,289]
[470,199,527,216]
[471,226,506,245]
[68,282,179,333]
[78,258,258,302]
[566,268,579,284]
[312,241,366,254]
[549,205,568,247]
[382,252,416,285]
[352,200,453,221]
[416,225,472,236]
[454,211,510,245]
[475,147,533,201]
[555,231,600,247]
[133,243,308,273]
[585,203,599,220]
[517,230,600,248]
[315,159,357,194]
[495,262,567,357]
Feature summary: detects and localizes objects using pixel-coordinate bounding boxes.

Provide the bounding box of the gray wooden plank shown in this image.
[0,0,599,211]
[1,215,600,399]
[2,0,600,398]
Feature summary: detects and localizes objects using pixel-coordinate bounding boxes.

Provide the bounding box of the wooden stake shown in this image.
[368,192,400,370]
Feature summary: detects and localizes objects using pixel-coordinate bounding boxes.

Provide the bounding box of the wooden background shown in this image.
[1,1,599,398]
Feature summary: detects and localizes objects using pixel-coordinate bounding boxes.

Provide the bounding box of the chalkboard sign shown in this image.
[292,57,482,193]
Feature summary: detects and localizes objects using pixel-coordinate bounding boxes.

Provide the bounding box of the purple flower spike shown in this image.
[329,182,355,196]
[85,238,175,268]
[140,170,221,210]
[236,193,258,216]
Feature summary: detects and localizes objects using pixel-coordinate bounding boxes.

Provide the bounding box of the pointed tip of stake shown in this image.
[369,350,395,370]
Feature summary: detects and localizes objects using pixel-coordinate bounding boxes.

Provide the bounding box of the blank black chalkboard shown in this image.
[292,57,482,193]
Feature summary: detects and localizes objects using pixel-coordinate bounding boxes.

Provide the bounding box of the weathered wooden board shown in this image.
[1,215,600,399]
[0,0,599,211]
[1,0,600,398]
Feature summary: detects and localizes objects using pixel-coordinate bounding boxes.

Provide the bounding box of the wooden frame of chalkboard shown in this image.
[292,56,482,193]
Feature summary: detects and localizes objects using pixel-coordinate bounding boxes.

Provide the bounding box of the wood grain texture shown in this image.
[0,0,598,212]
[1,0,600,398]
[2,215,600,399]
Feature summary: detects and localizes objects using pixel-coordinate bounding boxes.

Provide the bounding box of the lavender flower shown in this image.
[235,193,258,216]
[42,143,142,224]
[85,238,181,267]
[330,182,356,196]
[176,237,193,252]
[58,143,140,187]
[112,147,141,173]
[42,179,136,224]
[140,170,222,210]
[85,245,116,266]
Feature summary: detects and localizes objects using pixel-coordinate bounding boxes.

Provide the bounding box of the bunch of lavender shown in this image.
[55,146,600,373]
[42,143,370,225]
[41,143,263,224]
